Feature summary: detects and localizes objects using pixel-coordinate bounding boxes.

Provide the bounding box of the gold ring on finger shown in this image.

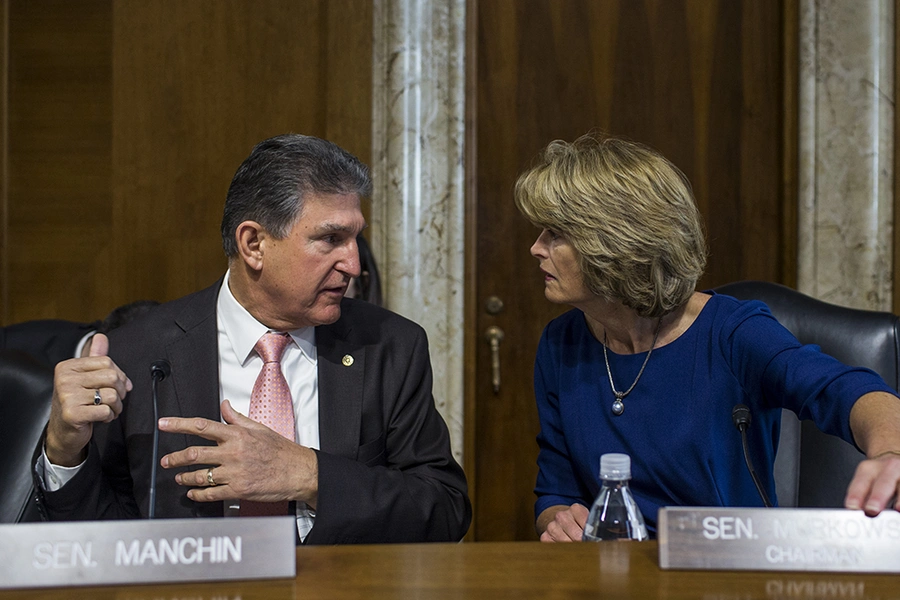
[207,467,217,487]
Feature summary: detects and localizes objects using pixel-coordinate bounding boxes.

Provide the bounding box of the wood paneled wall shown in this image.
[0,0,372,325]
[4,0,113,323]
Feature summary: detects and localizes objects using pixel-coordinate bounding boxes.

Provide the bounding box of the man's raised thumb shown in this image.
[89,333,110,357]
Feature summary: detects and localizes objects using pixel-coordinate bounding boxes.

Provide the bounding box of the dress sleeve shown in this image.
[718,300,894,445]
[533,325,593,519]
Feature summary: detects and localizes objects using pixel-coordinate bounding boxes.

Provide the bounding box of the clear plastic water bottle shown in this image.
[582,453,649,541]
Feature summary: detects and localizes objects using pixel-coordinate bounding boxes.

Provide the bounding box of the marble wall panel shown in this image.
[371,0,467,460]
[798,0,894,310]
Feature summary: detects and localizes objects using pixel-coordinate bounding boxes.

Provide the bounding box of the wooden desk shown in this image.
[2,541,897,599]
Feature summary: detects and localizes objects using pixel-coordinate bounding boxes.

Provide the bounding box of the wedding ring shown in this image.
[93,390,102,405]
[207,468,217,487]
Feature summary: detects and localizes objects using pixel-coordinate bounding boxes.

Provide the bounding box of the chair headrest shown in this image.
[0,350,54,523]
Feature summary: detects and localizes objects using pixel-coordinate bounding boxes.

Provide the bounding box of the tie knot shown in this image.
[255,332,291,364]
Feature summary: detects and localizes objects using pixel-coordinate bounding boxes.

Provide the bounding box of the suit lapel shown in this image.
[165,282,222,519]
[168,282,222,423]
[316,318,364,459]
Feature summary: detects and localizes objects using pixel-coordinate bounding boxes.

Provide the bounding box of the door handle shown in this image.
[485,325,505,393]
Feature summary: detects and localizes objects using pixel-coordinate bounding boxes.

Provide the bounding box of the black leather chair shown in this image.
[0,350,54,522]
[715,280,900,508]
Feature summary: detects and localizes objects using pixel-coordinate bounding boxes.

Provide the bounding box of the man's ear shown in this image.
[234,221,267,271]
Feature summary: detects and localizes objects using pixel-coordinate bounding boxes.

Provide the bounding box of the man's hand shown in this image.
[159,399,319,508]
[45,333,133,466]
[844,452,900,516]
[537,503,589,542]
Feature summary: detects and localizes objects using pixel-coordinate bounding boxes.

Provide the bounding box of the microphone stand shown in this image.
[732,404,773,508]
[148,360,171,519]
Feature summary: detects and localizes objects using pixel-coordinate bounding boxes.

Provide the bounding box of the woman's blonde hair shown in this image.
[515,133,707,317]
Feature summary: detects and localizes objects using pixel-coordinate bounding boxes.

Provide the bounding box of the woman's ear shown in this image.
[234,221,266,271]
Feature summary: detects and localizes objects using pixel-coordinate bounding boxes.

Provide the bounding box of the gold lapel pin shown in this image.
[342,354,354,367]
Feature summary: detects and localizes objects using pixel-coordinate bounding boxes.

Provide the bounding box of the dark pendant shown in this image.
[611,399,624,416]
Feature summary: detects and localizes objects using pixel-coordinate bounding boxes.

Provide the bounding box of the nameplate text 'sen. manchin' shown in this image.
[0,516,296,589]
[658,507,900,572]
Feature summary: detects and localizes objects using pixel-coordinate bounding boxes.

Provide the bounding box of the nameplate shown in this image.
[658,507,900,572]
[0,516,296,589]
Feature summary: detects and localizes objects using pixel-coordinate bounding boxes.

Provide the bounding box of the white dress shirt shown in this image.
[217,270,320,451]
[217,270,319,541]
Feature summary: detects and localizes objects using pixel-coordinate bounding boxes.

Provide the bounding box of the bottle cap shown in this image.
[599,453,631,479]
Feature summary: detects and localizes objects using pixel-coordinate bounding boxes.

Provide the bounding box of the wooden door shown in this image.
[466,0,795,541]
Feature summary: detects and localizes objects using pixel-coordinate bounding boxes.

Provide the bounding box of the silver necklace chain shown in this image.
[602,317,663,416]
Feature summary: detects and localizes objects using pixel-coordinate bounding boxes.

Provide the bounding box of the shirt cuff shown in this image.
[73,330,97,360]
[39,445,86,491]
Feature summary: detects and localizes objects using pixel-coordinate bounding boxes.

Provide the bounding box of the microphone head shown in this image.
[732,404,751,431]
[150,360,171,381]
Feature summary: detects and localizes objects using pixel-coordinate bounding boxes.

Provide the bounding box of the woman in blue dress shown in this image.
[515,133,900,542]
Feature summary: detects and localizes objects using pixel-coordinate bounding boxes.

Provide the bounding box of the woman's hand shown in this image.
[537,503,589,542]
[847,391,900,515]
[844,451,900,515]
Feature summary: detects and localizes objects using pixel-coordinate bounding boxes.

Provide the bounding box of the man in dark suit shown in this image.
[35,134,471,544]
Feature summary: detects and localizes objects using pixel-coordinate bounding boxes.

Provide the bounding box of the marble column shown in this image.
[798,0,894,310]
[371,0,466,460]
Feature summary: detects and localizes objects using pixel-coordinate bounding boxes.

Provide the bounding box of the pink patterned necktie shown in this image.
[241,332,294,517]
[248,332,295,439]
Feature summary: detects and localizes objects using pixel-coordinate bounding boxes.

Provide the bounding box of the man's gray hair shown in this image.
[221,134,372,257]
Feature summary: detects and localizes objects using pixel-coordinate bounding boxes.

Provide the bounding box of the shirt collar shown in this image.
[218,270,317,366]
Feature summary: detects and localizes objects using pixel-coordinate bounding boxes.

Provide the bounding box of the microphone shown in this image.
[151,360,171,381]
[731,404,772,508]
[148,360,171,519]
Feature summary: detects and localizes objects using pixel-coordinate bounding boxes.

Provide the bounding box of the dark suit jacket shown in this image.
[0,320,96,368]
[34,280,471,544]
